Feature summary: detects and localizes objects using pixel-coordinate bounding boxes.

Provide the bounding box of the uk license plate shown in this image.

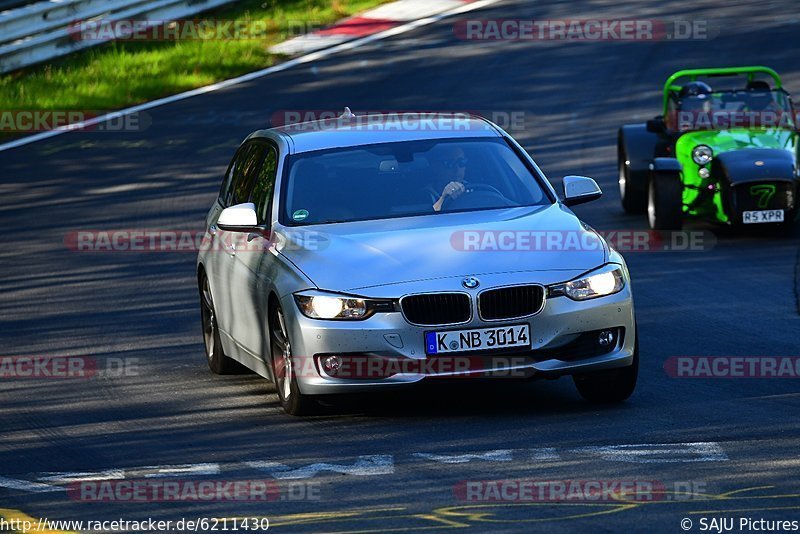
[742,210,784,224]
[425,324,530,355]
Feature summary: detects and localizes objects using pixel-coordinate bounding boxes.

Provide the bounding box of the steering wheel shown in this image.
[463,182,504,196]
[443,182,514,210]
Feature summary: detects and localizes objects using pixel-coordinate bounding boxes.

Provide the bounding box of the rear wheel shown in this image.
[200,274,242,374]
[776,218,796,237]
[619,148,646,213]
[574,334,639,403]
[269,303,317,416]
[647,173,683,230]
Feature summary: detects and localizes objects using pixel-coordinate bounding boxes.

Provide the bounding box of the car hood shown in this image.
[274,204,608,292]
[676,128,797,159]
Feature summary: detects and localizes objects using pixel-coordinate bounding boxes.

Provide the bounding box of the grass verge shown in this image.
[0,0,389,114]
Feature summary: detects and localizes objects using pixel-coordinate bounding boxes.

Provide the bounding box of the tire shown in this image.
[269,302,317,416]
[619,147,647,213]
[573,333,639,403]
[647,173,683,230]
[199,274,243,375]
[776,218,796,237]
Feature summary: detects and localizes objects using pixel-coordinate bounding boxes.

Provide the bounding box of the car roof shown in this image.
[257,113,502,154]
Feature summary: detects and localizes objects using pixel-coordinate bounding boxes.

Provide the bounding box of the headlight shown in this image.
[548,264,626,301]
[692,145,713,165]
[294,291,397,320]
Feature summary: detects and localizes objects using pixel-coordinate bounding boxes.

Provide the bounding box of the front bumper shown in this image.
[281,283,636,396]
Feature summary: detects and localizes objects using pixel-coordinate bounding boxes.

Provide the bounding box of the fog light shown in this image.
[321,355,342,375]
[598,330,615,347]
[698,167,710,179]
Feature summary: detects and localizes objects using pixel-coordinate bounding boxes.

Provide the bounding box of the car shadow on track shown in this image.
[263,378,638,418]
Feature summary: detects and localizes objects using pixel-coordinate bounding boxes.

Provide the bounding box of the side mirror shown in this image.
[646,118,665,133]
[562,175,602,207]
[218,202,258,232]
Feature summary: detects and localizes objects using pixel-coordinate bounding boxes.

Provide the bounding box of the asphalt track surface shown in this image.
[1,1,799,532]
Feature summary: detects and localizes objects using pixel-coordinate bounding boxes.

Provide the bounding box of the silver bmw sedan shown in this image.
[197,112,637,415]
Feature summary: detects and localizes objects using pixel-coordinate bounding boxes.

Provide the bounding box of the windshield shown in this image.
[280,138,552,225]
[667,89,796,131]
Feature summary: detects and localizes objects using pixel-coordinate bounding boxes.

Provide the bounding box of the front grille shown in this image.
[401,293,470,325]
[732,181,795,212]
[478,285,544,320]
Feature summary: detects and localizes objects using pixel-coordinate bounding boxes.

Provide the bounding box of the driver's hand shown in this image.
[433,181,465,212]
[442,181,465,199]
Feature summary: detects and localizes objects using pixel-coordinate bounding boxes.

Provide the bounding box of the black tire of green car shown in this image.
[647,173,683,231]
[618,148,647,213]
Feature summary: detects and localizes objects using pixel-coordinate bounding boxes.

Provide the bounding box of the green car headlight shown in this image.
[294,291,396,320]
[548,264,626,301]
[692,145,713,165]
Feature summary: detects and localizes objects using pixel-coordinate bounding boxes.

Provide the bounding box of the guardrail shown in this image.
[0,0,239,73]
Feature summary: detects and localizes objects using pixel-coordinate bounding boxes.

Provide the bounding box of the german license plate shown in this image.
[425,324,530,355]
[742,210,784,224]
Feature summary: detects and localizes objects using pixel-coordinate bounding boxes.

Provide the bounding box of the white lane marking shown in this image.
[574,442,728,463]
[271,0,469,54]
[0,476,62,493]
[38,470,125,484]
[0,0,503,153]
[412,450,513,464]
[530,448,560,461]
[140,463,221,478]
[245,455,394,480]
[0,442,728,493]
[36,463,221,484]
[362,0,466,22]
[412,448,560,464]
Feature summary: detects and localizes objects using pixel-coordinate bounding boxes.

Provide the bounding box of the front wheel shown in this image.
[573,334,638,403]
[269,303,317,416]
[619,149,646,213]
[647,173,683,230]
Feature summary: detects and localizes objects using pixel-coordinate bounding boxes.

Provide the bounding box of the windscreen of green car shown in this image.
[667,89,796,131]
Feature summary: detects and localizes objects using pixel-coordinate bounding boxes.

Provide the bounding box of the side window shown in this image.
[227,144,264,207]
[252,144,279,225]
[219,144,249,207]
